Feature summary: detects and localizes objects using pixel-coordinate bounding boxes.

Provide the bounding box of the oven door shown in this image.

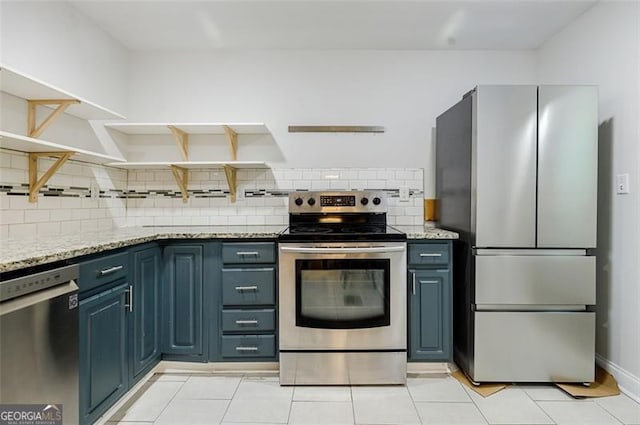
[279,242,407,350]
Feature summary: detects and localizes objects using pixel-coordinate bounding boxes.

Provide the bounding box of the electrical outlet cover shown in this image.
[399,187,410,202]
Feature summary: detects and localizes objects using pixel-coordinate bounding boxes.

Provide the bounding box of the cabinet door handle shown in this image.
[236,251,259,256]
[411,272,416,295]
[99,265,123,276]
[419,253,442,257]
[124,285,133,312]
[235,346,259,351]
[235,320,259,325]
[235,285,258,291]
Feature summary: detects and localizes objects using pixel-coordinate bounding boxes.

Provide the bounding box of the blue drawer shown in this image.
[222,268,275,306]
[79,252,128,292]
[220,335,275,358]
[222,243,275,264]
[408,243,450,267]
[221,309,275,333]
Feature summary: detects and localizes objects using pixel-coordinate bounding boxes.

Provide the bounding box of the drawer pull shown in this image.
[99,265,123,276]
[419,280,439,284]
[235,285,258,291]
[235,319,259,325]
[235,346,259,351]
[236,251,259,256]
[419,253,442,257]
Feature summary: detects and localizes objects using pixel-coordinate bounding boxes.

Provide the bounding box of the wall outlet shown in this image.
[90,183,99,200]
[399,187,410,202]
[616,173,630,194]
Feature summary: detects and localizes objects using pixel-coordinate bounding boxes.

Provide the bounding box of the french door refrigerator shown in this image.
[436,85,597,383]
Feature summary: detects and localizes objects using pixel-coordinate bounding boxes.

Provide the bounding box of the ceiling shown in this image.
[68,0,597,51]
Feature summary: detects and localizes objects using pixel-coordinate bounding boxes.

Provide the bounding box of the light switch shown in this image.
[616,174,630,194]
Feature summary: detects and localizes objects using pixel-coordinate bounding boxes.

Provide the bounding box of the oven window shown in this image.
[295,259,390,329]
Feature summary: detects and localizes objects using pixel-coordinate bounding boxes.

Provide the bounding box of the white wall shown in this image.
[0,1,129,115]
[537,1,640,398]
[126,50,537,196]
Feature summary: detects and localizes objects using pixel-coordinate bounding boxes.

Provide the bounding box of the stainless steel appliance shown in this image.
[278,191,407,385]
[0,264,80,424]
[436,85,597,383]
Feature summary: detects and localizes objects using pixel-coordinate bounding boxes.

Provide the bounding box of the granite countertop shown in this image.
[397,224,459,240]
[0,226,285,273]
[0,224,458,273]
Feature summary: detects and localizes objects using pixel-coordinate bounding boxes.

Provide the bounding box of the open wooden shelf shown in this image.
[0,65,126,120]
[0,130,126,164]
[106,161,267,169]
[104,122,269,135]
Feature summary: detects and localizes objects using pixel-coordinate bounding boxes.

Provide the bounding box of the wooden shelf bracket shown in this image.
[28,99,81,138]
[168,125,189,161]
[170,165,189,203]
[28,152,74,202]
[223,125,238,161]
[223,164,238,203]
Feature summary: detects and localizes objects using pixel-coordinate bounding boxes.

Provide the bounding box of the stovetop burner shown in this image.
[279,190,407,242]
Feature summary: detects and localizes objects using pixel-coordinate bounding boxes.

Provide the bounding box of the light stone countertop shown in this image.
[0,224,458,273]
[0,226,285,273]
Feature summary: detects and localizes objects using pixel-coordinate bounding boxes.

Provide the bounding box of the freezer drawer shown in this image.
[472,311,595,382]
[475,255,595,306]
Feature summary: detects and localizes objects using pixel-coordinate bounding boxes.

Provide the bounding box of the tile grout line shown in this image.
[405,382,425,425]
[350,385,357,425]
[148,374,190,424]
[461,384,496,425]
[218,373,244,424]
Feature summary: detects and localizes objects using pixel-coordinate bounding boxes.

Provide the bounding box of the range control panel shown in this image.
[289,191,386,214]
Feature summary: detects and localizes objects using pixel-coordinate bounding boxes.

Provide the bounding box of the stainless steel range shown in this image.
[278,191,407,385]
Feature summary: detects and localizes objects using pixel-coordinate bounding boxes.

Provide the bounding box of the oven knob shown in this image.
[307,198,316,206]
[372,197,381,205]
[360,197,369,205]
[295,197,304,206]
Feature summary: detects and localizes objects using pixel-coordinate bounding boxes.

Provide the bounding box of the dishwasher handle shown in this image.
[280,246,406,254]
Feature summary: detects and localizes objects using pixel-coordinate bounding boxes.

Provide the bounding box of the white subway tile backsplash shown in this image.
[0,210,24,225]
[24,209,50,223]
[8,223,36,239]
[37,222,61,236]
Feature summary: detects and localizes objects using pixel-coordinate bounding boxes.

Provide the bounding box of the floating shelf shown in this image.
[0,65,126,120]
[0,131,126,164]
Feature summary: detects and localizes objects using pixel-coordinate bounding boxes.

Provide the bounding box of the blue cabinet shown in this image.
[79,282,128,425]
[217,242,277,361]
[129,244,161,383]
[408,242,453,362]
[162,244,205,359]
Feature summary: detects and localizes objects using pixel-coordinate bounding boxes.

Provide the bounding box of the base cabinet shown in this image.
[130,245,162,383]
[408,242,453,362]
[79,283,128,425]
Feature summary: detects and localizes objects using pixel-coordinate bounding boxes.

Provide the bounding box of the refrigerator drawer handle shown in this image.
[419,253,442,257]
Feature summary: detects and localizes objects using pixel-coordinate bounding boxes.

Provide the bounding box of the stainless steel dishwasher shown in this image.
[0,264,80,425]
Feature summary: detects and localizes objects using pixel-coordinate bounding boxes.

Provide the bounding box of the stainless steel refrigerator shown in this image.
[436,85,597,383]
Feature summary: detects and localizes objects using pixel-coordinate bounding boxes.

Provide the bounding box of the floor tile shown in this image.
[538,400,622,424]
[520,384,575,401]
[351,386,421,424]
[415,402,488,425]
[595,394,640,425]
[175,375,242,399]
[223,379,293,423]
[464,386,554,424]
[109,381,183,422]
[289,401,354,425]
[154,399,230,425]
[408,375,471,402]
[150,373,191,382]
[105,422,153,425]
[293,386,352,402]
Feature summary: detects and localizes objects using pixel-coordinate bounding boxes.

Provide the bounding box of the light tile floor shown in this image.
[106,373,640,425]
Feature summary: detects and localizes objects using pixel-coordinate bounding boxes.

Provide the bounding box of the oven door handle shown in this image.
[280,246,406,254]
